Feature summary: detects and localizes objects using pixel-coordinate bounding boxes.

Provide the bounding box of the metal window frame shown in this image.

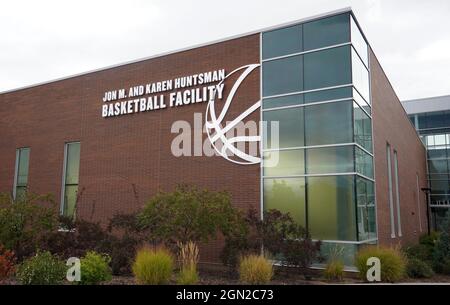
[393,150,402,236]
[60,141,80,216]
[386,143,396,238]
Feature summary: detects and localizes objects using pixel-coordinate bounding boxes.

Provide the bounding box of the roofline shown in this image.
[0,7,352,95]
[402,93,450,103]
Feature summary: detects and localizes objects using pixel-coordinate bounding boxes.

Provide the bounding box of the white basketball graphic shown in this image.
[205,64,261,165]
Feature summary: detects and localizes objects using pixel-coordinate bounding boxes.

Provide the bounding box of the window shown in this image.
[386,143,396,238]
[14,147,30,200]
[303,46,351,91]
[306,146,354,174]
[263,107,304,149]
[305,100,353,146]
[304,86,352,104]
[416,174,423,232]
[303,13,350,51]
[352,48,370,103]
[263,93,303,109]
[61,142,81,219]
[351,15,368,67]
[356,177,376,241]
[262,25,302,59]
[355,147,373,178]
[307,175,356,241]
[354,102,372,152]
[264,178,306,226]
[394,151,402,236]
[263,149,304,177]
[262,55,303,97]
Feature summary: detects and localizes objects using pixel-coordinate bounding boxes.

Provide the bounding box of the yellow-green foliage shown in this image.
[239,255,273,284]
[177,241,199,285]
[132,247,174,285]
[355,246,406,282]
[323,260,344,281]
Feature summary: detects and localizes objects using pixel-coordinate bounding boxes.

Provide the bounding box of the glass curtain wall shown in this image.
[262,13,375,264]
[408,112,450,230]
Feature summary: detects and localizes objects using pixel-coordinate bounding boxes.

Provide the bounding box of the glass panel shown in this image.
[15,186,27,201]
[65,143,80,184]
[429,159,449,174]
[431,207,450,231]
[305,100,353,146]
[263,55,303,97]
[354,102,373,152]
[263,150,304,177]
[303,13,350,51]
[428,148,448,159]
[264,178,306,226]
[306,146,354,174]
[63,185,78,218]
[351,16,368,67]
[307,175,356,241]
[352,48,370,103]
[356,177,376,241]
[430,180,450,194]
[263,108,304,149]
[353,87,370,113]
[304,86,352,104]
[262,94,303,109]
[262,24,302,59]
[17,148,30,186]
[320,242,357,267]
[304,46,351,91]
[355,147,374,178]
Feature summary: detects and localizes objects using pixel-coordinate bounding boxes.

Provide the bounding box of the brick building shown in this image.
[0,8,428,265]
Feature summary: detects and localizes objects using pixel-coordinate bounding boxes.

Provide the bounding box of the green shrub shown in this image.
[16,251,66,285]
[355,246,406,282]
[419,231,440,247]
[406,258,434,278]
[239,255,273,284]
[403,244,433,263]
[0,193,58,260]
[323,260,344,281]
[432,215,450,274]
[79,251,112,285]
[132,247,174,284]
[177,266,199,285]
[177,241,199,285]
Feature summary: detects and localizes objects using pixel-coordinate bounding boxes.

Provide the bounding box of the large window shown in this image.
[262,25,302,59]
[303,13,350,51]
[394,150,402,237]
[386,143,396,238]
[307,175,356,241]
[263,55,303,96]
[351,15,368,68]
[306,146,353,174]
[305,101,353,146]
[355,147,374,178]
[14,147,30,200]
[356,177,376,241]
[352,48,370,103]
[263,107,304,149]
[264,178,306,227]
[263,149,304,177]
[61,142,81,219]
[354,102,372,152]
[303,45,351,90]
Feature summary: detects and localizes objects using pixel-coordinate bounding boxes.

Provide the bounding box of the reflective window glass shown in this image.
[303,13,350,51]
[263,55,303,96]
[263,108,304,149]
[263,25,303,59]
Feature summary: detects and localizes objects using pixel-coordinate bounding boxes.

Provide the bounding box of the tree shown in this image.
[137,185,240,248]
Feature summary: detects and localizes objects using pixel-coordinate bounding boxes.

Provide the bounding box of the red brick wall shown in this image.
[370,48,428,247]
[0,34,261,263]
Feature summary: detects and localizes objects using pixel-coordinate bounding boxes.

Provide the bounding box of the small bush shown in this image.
[17,251,66,285]
[419,231,440,247]
[0,245,16,282]
[177,241,199,285]
[132,247,174,285]
[177,266,199,285]
[355,246,406,283]
[403,244,433,263]
[406,258,434,278]
[79,251,112,285]
[239,255,273,284]
[432,215,450,274]
[323,260,344,281]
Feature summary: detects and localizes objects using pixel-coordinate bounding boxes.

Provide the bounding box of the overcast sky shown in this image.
[1,0,449,100]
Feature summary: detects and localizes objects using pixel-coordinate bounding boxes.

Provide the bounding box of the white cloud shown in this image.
[1,0,450,100]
